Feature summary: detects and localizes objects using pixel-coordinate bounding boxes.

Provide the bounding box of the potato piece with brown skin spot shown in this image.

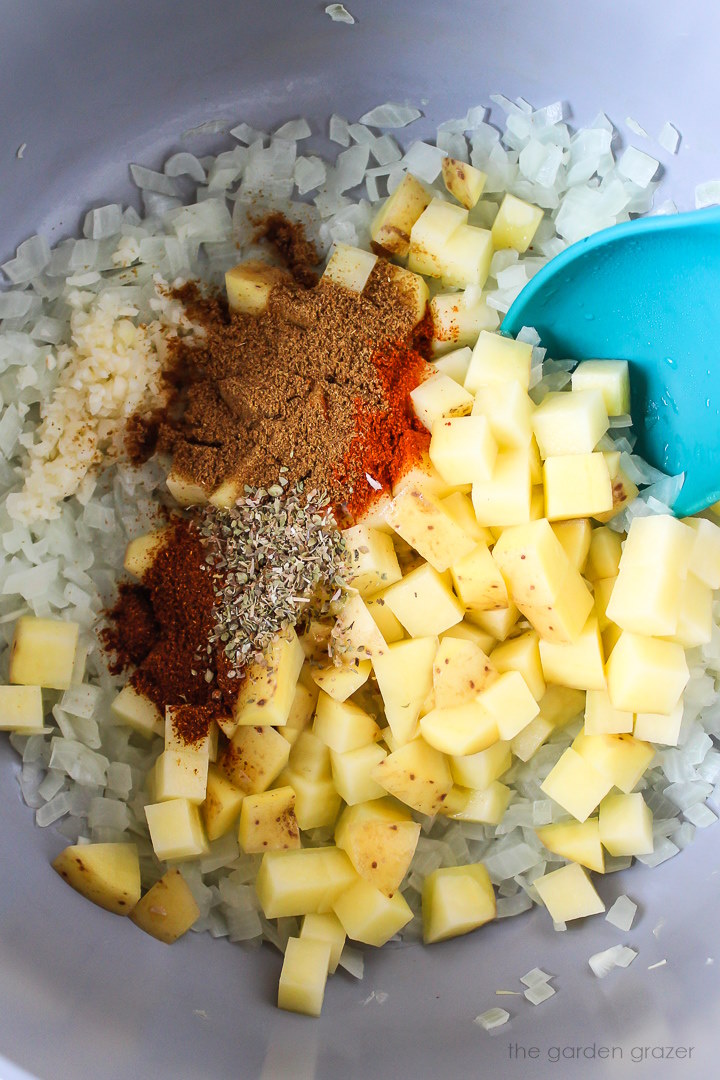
[52,843,141,915]
[239,786,301,854]
[220,725,290,794]
[130,869,200,944]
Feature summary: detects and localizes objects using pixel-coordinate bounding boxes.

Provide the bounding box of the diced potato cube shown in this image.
[430,291,499,355]
[606,631,689,715]
[450,740,512,789]
[311,659,371,702]
[593,459,639,524]
[331,593,388,664]
[439,223,494,288]
[572,731,655,794]
[255,847,357,918]
[633,701,683,746]
[683,517,720,588]
[410,371,474,430]
[9,616,78,691]
[334,800,420,896]
[408,198,468,278]
[289,730,332,782]
[490,631,545,702]
[165,705,214,757]
[536,819,604,873]
[165,470,209,507]
[433,346,472,386]
[323,242,378,292]
[391,450,457,500]
[532,390,609,457]
[313,693,379,753]
[429,415,497,484]
[154,749,208,804]
[370,173,432,258]
[232,628,304,727]
[422,863,496,944]
[130,869,200,943]
[442,157,487,209]
[280,680,319,743]
[449,781,512,824]
[440,492,494,546]
[606,515,694,635]
[442,621,496,654]
[53,842,141,915]
[571,360,631,416]
[372,737,453,815]
[278,937,332,1017]
[0,685,45,733]
[543,454,613,521]
[220,725,291,794]
[451,542,508,613]
[420,700,499,756]
[533,863,605,922]
[202,765,244,841]
[584,688,633,735]
[538,616,606,692]
[465,331,533,394]
[598,791,654,856]
[366,592,405,644]
[238,786,300,853]
[123,526,172,579]
[540,747,613,822]
[343,524,402,595]
[663,573,713,648]
[432,636,496,709]
[472,381,534,450]
[372,636,437,744]
[467,602,519,642]
[333,877,413,946]
[491,519,593,644]
[386,487,475,573]
[585,527,623,581]
[383,563,463,638]
[300,912,346,974]
[550,519,592,573]
[225,259,290,314]
[283,770,341,830]
[511,685,586,761]
[477,670,539,740]
[145,799,208,862]
[471,449,532,527]
[383,262,430,325]
[331,742,387,804]
[491,193,544,253]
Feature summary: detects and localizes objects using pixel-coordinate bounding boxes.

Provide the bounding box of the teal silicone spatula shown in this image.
[502,206,720,516]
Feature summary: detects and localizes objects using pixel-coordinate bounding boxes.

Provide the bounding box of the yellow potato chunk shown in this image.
[322,242,378,292]
[220,725,291,794]
[333,877,413,946]
[540,747,613,822]
[130,869,200,944]
[232,628,304,727]
[543,454,613,521]
[110,685,164,739]
[420,700,499,756]
[201,764,244,842]
[408,198,468,278]
[145,799,207,862]
[311,658,372,702]
[438,223,494,289]
[594,457,639,523]
[372,636,437,744]
[300,912,346,974]
[343,524,402,595]
[165,706,214,757]
[331,742,387,805]
[550,519,592,573]
[238,786,300,853]
[606,631,689,715]
[53,842,141,915]
[154,749,209,805]
[451,542,509,613]
[430,291,499,355]
[584,688,633,735]
[0,685,45,733]
[442,156,487,208]
[683,516,720,589]
[571,359,631,416]
[370,173,431,258]
[471,381,534,452]
[289,730,331,783]
[467,602,520,642]
[534,863,605,922]
[449,781,513,824]
[280,679,319,744]
[432,636,496,709]
[165,470,209,507]
[334,800,420,896]
[313,693,379,753]
[539,616,606,692]
[383,563,463,638]
[450,741,512,789]
[10,616,78,691]
[331,593,388,662]
[225,259,290,314]
[278,937,332,1018]
[383,262,430,326]
[663,573,713,648]
[536,819,605,873]
[491,192,544,253]
[432,345,472,385]
[490,631,545,701]
[464,331,533,394]
[511,685,585,761]
[633,701,684,746]
[372,737,453,815]
[255,847,357,918]
[422,863,496,944]
[585,526,623,581]
[282,770,341,831]
[532,390,609,457]
[123,525,172,579]
[366,592,405,643]
[598,792,654,856]
[429,415,497,485]
[471,449,532,527]
[572,731,655,794]
[442,620,496,654]
[477,670,540,740]
[410,370,474,431]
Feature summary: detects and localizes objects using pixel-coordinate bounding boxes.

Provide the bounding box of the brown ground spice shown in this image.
[254,212,320,287]
[156,260,427,506]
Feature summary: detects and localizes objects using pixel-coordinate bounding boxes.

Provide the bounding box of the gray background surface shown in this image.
[1,2,719,1077]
